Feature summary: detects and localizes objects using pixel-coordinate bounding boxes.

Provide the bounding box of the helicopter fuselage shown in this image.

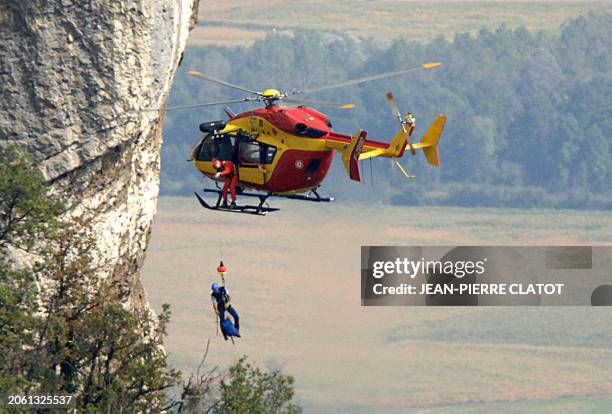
[191,104,384,194]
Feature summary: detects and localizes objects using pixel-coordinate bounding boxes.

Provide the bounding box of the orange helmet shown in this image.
[213,159,223,170]
[217,261,227,274]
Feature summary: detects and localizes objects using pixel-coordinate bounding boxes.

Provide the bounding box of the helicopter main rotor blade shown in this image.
[298,62,442,95]
[142,97,258,112]
[187,70,261,95]
[284,97,355,109]
[386,91,416,155]
[385,91,402,121]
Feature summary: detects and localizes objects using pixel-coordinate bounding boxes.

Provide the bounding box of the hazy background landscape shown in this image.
[191,0,612,46]
[161,0,612,209]
[143,1,612,412]
[142,199,612,413]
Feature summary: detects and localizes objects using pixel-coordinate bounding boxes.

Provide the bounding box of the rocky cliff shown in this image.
[0,0,199,314]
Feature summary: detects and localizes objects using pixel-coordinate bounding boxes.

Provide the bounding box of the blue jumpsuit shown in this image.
[212,286,240,333]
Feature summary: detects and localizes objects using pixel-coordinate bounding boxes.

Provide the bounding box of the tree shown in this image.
[28,222,180,412]
[0,148,179,412]
[0,265,37,397]
[0,145,63,251]
[0,146,61,397]
[165,339,220,413]
[211,357,302,414]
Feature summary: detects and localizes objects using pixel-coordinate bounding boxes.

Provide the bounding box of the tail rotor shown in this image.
[386,91,416,155]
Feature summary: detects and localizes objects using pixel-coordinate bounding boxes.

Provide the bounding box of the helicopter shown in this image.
[174,62,447,215]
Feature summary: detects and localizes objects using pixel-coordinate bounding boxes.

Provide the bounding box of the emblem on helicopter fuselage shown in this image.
[295,160,304,169]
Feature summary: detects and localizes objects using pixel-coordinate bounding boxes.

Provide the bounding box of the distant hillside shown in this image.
[192,0,612,46]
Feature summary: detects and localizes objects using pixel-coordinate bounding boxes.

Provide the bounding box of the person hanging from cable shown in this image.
[213,159,238,209]
[211,261,240,340]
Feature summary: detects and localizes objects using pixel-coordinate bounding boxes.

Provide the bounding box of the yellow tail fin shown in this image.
[415,115,446,166]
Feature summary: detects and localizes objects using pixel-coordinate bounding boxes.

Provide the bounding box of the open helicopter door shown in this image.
[236,135,266,185]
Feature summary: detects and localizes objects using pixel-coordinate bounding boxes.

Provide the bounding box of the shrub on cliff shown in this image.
[0,145,63,251]
[212,357,302,414]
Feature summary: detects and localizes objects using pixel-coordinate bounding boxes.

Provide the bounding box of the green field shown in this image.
[192,0,612,45]
[413,396,612,414]
[141,198,612,413]
[305,396,612,414]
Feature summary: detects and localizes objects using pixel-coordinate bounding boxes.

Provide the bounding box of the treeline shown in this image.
[163,12,612,209]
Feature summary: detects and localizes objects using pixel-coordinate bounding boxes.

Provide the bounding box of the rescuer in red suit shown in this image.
[213,159,238,209]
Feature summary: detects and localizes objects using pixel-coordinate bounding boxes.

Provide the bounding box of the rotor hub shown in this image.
[261,88,282,98]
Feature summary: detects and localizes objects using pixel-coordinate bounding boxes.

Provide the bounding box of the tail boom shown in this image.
[325,114,446,180]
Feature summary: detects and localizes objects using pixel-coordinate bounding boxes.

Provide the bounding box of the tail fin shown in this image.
[384,125,414,157]
[342,130,367,182]
[417,115,446,166]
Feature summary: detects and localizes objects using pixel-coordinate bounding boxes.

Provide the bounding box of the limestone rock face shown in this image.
[0,0,198,313]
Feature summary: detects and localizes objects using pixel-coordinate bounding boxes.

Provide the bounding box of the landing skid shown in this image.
[268,190,334,203]
[194,187,333,216]
[194,192,279,216]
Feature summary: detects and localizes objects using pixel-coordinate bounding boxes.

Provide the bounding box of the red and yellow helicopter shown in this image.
[175,62,446,215]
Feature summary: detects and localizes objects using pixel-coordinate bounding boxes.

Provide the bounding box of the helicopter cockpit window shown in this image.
[195,134,234,161]
[196,136,217,161]
[217,134,234,161]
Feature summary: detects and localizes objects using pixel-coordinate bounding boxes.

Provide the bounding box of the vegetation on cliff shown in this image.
[0,147,178,411]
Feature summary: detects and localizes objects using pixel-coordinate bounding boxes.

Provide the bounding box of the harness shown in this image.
[212,287,231,309]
